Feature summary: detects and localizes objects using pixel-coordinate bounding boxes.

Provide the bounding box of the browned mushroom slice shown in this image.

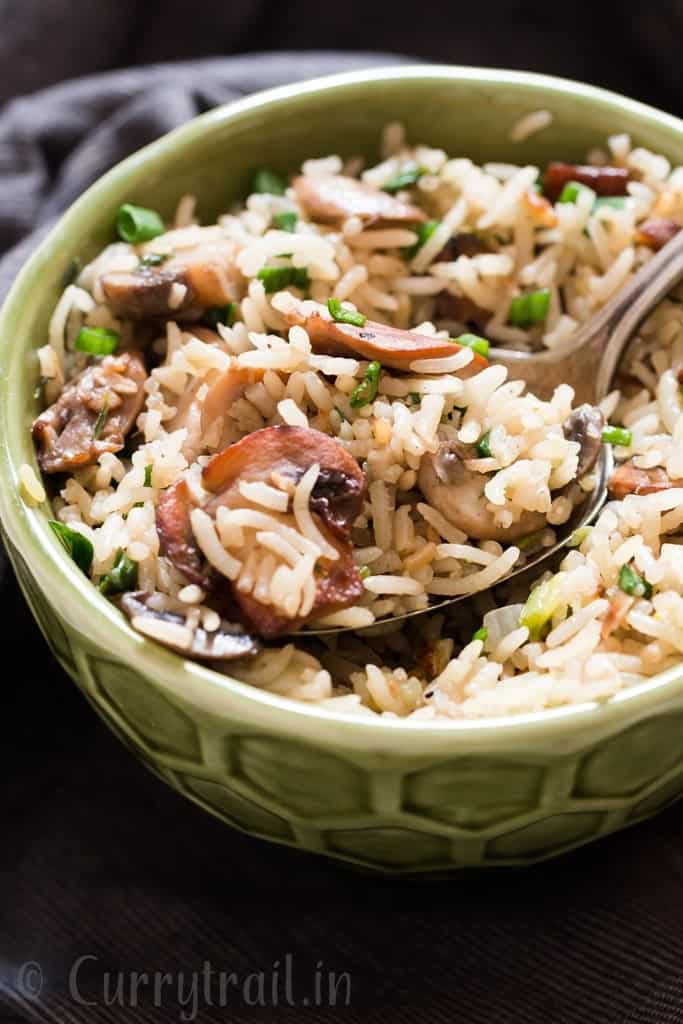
[434,292,491,330]
[292,174,427,226]
[202,425,365,540]
[32,352,146,473]
[418,441,547,542]
[201,426,367,634]
[119,591,260,660]
[286,310,488,375]
[542,162,629,203]
[156,479,210,588]
[164,328,263,461]
[436,233,491,261]
[636,218,681,251]
[235,534,363,638]
[100,243,241,320]
[563,405,605,478]
[608,461,675,500]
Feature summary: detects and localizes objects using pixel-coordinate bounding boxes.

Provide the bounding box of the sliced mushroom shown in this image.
[563,404,605,478]
[607,461,676,499]
[434,292,490,331]
[418,441,548,542]
[202,425,365,539]
[203,426,366,634]
[235,532,363,638]
[100,237,241,320]
[119,591,260,660]
[32,352,147,473]
[636,218,681,251]
[156,479,211,588]
[164,328,263,461]
[436,233,491,261]
[542,162,629,203]
[292,174,427,226]
[286,310,488,375]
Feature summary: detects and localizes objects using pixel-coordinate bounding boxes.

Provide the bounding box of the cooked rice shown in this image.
[35,123,683,720]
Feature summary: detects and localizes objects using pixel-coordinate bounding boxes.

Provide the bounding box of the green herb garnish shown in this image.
[75,326,119,356]
[507,289,551,329]
[519,576,563,641]
[476,430,492,458]
[350,361,381,408]
[257,265,309,294]
[402,219,439,259]
[602,426,633,447]
[557,181,597,205]
[116,203,165,244]
[92,393,110,441]
[382,166,423,193]
[143,464,153,487]
[202,303,237,329]
[99,548,138,596]
[618,564,652,600]
[472,626,488,643]
[138,251,169,269]
[327,297,366,327]
[359,565,371,580]
[593,196,626,212]
[455,333,490,358]
[273,211,297,232]
[252,168,286,195]
[48,521,93,574]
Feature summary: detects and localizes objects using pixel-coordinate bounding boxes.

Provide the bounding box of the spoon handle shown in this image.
[490,229,683,403]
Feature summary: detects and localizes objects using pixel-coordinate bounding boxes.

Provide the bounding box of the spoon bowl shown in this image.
[303,229,683,636]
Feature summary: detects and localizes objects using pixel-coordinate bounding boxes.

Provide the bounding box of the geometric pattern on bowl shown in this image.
[230,735,370,818]
[574,715,683,798]
[403,756,544,829]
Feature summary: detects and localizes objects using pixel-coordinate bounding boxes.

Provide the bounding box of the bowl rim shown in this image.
[3,61,683,745]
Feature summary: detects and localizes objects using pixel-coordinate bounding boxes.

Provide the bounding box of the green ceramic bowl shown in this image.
[3,66,683,875]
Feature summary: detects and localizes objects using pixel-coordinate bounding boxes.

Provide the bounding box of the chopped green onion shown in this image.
[92,393,110,441]
[99,548,138,596]
[202,303,237,329]
[382,166,423,193]
[257,265,309,294]
[327,297,366,327]
[517,529,545,552]
[49,521,93,575]
[61,258,81,288]
[402,219,440,259]
[456,332,490,358]
[519,576,563,641]
[252,168,286,195]
[567,526,591,548]
[408,392,421,406]
[273,211,297,232]
[593,196,626,212]
[359,565,371,580]
[334,406,349,422]
[557,181,597,206]
[602,426,633,447]
[507,289,551,329]
[75,326,119,356]
[618,564,652,600]
[116,203,165,244]
[472,626,488,643]
[143,464,153,487]
[350,361,381,408]
[138,251,169,269]
[476,430,492,458]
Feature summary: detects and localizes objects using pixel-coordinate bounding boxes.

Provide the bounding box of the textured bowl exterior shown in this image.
[3,67,683,874]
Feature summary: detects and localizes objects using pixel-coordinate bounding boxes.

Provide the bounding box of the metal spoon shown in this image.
[304,229,683,636]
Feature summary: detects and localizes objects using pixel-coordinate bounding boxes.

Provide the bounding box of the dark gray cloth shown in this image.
[2,52,683,1024]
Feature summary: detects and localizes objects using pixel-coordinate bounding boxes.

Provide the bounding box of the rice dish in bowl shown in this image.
[27,120,683,722]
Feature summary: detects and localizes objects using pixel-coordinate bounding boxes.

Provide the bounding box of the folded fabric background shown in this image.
[1,53,682,1024]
